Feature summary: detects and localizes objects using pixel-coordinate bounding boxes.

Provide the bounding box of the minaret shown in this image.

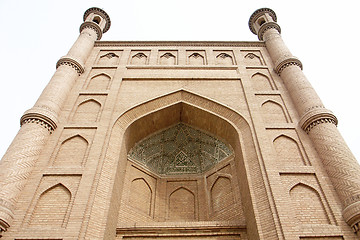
[249,8,360,235]
[0,7,110,235]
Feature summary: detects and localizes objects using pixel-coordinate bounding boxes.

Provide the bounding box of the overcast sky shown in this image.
[0,1,359,162]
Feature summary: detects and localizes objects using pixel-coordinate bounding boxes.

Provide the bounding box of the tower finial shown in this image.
[80,7,111,40]
[248,8,280,40]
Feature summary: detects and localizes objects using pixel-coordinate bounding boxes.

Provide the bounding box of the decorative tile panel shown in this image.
[128,123,233,175]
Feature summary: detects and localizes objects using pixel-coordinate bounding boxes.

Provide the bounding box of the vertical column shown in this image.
[249,8,360,235]
[0,7,110,234]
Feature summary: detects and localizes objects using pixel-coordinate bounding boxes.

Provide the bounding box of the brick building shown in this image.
[0,7,360,240]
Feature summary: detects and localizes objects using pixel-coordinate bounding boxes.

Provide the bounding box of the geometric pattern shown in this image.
[128,123,233,175]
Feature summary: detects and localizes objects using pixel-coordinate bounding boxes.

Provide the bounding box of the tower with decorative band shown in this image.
[0,7,110,236]
[0,6,359,240]
[248,8,360,236]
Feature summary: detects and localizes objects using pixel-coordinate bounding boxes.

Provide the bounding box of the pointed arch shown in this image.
[86,90,279,239]
[73,99,101,122]
[87,73,111,90]
[31,183,71,227]
[131,52,148,65]
[168,187,195,221]
[215,53,233,65]
[273,135,305,166]
[210,176,234,213]
[129,178,152,215]
[261,100,288,124]
[54,134,88,166]
[160,52,176,65]
[251,72,273,91]
[244,53,262,66]
[289,183,330,224]
[98,52,119,65]
[188,52,205,65]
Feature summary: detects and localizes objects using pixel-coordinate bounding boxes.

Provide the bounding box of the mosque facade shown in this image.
[0,7,359,240]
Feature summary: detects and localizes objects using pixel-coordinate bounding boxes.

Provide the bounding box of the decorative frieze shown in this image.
[97,52,120,65]
[80,21,103,40]
[56,57,85,75]
[94,41,266,48]
[243,51,264,66]
[21,118,54,133]
[299,107,338,134]
[257,22,281,41]
[342,202,360,233]
[21,110,58,133]
[275,57,303,75]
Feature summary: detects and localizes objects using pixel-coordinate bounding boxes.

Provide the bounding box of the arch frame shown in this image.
[272,133,310,166]
[85,72,112,90]
[289,182,332,225]
[24,181,77,229]
[71,98,102,123]
[209,175,235,214]
[83,89,281,240]
[261,99,289,123]
[52,133,90,166]
[128,177,153,216]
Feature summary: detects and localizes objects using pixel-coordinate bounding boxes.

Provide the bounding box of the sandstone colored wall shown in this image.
[1,43,357,240]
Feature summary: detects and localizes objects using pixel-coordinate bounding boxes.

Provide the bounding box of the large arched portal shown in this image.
[87,91,278,240]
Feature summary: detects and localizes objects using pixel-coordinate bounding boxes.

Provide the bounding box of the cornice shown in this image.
[299,107,338,134]
[126,65,238,70]
[343,201,360,234]
[258,22,281,41]
[56,57,85,75]
[275,56,302,75]
[80,21,103,40]
[94,41,266,48]
[20,115,56,133]
[21,107,59,133]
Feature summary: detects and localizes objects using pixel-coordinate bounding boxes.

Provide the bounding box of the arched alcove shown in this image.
[210,176,234,213]
[261,100,288,124]
[131,52,148,65]
[54,135,88,166]
[168,187,196,221]
[289,183,330,225]
[188,53,205,65]
[31,183,71,227]
[86,90,279,239]
[98,53,119,65]
[245,53,262,66]
[129,178,152,216]
[215,53,233,65]
[73,99,101,122]
[273,135,305,166]
[251,73,273,91]
[87,73,111,90]
[159,53,176,65]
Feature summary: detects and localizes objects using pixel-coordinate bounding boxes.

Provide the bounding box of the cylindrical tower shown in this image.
[249,8,360,235]
[0,7,110,235]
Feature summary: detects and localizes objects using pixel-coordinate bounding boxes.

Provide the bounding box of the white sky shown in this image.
[0,1,359,162]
